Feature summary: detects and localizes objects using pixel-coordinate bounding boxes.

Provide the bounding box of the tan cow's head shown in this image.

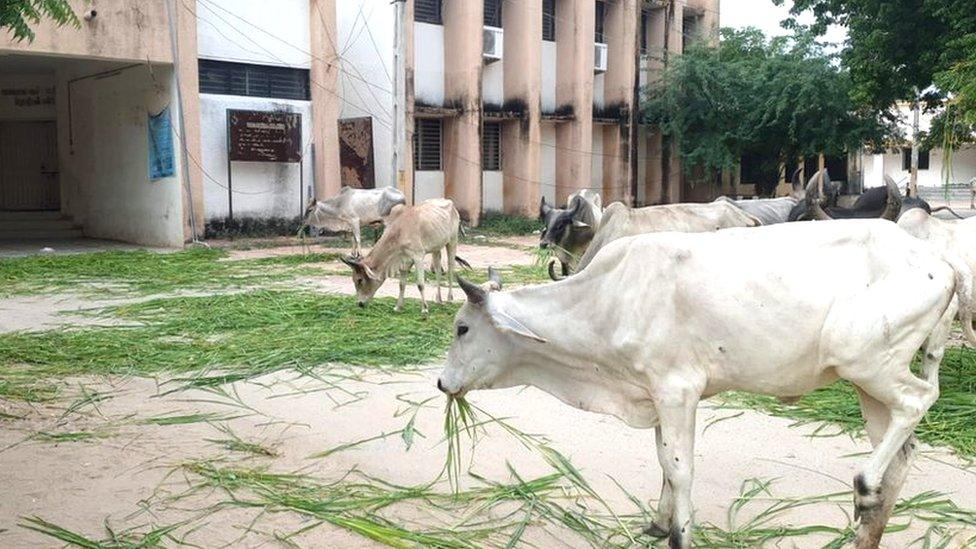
[341,255,384,308]
[437,268,546,397]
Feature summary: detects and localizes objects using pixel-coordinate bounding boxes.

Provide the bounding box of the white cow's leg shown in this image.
[653,389,699,549]
[854,387,918,548]
[395,269,408,313]
[351,221,362,256]
[644,425,674,538]
[850,372,938,549]
[431,250,443,304]
[414,257,429,316]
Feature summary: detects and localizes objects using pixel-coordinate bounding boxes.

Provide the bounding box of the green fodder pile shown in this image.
[721,346,976,457]
[0,248,340,297]
[0,290,457,402]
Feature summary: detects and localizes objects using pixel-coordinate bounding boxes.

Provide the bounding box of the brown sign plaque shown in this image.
[227,109,302,163]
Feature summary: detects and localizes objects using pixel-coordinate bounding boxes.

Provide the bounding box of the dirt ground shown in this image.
[2,240,976,548]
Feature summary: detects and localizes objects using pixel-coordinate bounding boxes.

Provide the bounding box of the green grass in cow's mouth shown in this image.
[720,345,976,457]
[0,290,457,402]
[0,248,340,298]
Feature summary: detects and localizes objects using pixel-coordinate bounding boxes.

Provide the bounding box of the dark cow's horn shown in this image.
[539,196,552,220]
[341,255,361,268]
[790,167,803,192]
[457,276,487,306]
[881,175,903,221]
[547,259,566,281]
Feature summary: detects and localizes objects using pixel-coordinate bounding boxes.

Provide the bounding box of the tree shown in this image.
[642,28,888,191]
[782,0,976,124]
[1,0,78,43]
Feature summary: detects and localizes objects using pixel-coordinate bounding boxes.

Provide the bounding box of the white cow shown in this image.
[438,220,976,549]
[899,207,976,298]
[575,200,761,271]
[342,198,462,315]
[304,186,406,256]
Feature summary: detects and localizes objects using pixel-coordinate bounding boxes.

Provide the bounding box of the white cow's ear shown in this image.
[489,309,547,343]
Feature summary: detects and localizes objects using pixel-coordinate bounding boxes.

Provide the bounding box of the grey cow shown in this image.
[539,189,603,280]
[304,186,406,256]
[715,168,806,225]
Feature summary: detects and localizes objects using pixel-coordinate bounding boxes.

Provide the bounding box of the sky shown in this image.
[720,0,848,45]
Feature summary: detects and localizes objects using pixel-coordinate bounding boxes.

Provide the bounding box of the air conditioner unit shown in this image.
[594,43,608,73]
[483,26,504,62]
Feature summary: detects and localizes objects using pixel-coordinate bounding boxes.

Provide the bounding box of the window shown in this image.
[415,0,442,25]
[199,59,310,101]
[414,119,442,171]
[482,122,502,171]
[484,0,502,28]
[641,10,649,54]
[543,0,556,41]
[682,15,700,51]
[595,1,606,43]
[902,148,930,171]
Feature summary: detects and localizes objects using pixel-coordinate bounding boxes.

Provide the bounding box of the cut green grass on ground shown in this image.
[0,290,456,402]
[0,248,340,298]
[721,346,976,458]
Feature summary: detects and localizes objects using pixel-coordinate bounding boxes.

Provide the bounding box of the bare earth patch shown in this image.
[1,370,975,547]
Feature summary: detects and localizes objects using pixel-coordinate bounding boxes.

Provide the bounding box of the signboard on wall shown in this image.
[0,75,56,120]
[339,117,375,189]
[227,109,302,163]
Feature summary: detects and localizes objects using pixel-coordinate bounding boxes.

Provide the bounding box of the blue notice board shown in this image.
[148,106,176,181]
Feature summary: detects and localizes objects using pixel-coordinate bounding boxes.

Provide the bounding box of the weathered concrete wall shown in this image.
[198,0,311,67]
[0,0,172,63]
[310,0,342,200]
[61,64,185,247]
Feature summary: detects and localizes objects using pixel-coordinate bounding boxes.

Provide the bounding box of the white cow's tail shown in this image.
[945,253,976,347]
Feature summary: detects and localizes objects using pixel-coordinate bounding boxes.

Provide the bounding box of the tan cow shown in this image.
[576,201,761,271]
[342,198,462,315]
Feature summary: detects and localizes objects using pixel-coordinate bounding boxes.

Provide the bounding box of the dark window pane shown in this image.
[484,0,502,27]
[199,59,309,101]
[414,119,442,171]
[543,0,556,41]
[595,1,606,43]
[482,122,502,171]
[415,0,442,25]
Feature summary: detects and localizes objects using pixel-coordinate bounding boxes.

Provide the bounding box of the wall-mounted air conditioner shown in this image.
[594,43,608,73]
[483,26,504,62]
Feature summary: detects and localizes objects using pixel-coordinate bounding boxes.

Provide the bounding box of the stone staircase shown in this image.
[0,211,83,240]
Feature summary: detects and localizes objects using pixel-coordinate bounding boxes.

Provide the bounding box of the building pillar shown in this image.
[310,0,342,200]
[443,0,484,223]
[555,0,595,205]
[645,131,663,203]
[502,0,542,216]
[402,0,416,204]
[602,0,638,205]
[665,2,683,203]
[175,0,204,241]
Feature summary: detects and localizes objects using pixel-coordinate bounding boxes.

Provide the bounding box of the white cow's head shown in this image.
[341,256,385,307]
[437,268,547,396]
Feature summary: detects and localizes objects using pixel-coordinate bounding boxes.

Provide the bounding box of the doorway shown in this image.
[0,121,60,211]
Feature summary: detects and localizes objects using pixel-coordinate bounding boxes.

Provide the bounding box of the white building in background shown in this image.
[862,102,976,190]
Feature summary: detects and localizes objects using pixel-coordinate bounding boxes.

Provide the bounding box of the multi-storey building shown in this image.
[0,0,718,247]
[338,0,719,222]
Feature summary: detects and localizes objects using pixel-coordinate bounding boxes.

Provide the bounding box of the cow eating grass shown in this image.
[342,198,466,315]
[437,220,976,549]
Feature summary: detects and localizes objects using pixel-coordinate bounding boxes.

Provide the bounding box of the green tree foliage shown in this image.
[783,0,976,133]
[1,0,78,42]
[642,28,888,177]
